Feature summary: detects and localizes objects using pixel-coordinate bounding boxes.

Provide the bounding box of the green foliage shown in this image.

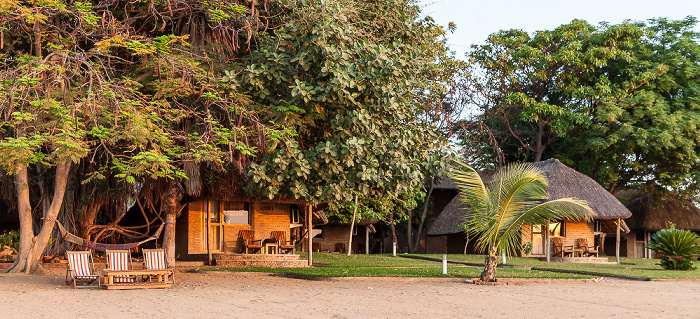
[0,230,19,250]
[463,17,700,197]
[243,0,451,215]
[454,161,593,257]
[647,223,700,270]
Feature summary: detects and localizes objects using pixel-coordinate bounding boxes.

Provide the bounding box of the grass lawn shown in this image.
[416,254,700,280]
[200,253,592,279]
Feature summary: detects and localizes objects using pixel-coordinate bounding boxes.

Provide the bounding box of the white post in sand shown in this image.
[442,254,447,275]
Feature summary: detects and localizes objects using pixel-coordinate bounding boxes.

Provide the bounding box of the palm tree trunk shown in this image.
[480,246,498,282]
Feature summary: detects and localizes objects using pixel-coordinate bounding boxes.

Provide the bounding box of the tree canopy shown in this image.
[461,17,700,197]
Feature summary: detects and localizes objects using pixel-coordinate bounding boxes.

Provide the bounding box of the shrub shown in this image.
[0,230,19,250]
[647,223,700,270]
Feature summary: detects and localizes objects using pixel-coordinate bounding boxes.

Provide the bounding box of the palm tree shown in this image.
[452,161,593,282]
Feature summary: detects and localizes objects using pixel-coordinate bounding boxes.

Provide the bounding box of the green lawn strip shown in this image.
[414,254,700,280]
[199,253,590,279]
[200,265,588,279]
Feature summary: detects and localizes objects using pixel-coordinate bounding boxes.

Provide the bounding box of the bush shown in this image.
[647,223,700,270]
[0,230,19,250]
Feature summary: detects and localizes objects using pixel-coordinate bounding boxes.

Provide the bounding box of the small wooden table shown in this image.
[102,269,171,290]
[264,243,277,254]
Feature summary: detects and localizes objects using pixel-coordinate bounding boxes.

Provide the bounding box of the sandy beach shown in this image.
[2,268,699,319]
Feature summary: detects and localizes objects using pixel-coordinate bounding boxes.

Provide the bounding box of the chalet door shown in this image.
[207,200,223,252]
[532,225,545,255]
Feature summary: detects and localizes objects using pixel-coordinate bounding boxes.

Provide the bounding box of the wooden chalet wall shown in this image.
[520,222,595,257]
[314,224,369,253]
[175,199,293,260]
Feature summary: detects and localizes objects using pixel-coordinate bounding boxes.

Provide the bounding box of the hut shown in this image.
[313,219,379,254]
[427,158,632,262]
[174,176,328,267]
[621,192,700,259]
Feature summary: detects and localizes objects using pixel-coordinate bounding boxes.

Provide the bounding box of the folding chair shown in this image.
[143,248,175,284]
[66,251,100,289]
[105,250,136,283]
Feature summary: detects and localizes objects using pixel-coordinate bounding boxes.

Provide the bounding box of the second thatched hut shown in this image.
[427,158,632,261]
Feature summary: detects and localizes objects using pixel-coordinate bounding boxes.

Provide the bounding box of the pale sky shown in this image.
[419,0,700,59]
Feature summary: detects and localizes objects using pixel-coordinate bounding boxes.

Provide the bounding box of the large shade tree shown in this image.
[452,161,592,282]
[0,0,284,272]
[243,0,451,234]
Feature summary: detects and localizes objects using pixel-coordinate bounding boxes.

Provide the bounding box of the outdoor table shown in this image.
[102,269,171,290]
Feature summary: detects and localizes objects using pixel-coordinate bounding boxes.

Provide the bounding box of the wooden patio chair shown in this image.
[66,251,100,289]
[550,237,574,257]
[271,231,295,254]
[334,242,347,253]
[105,250,137,283]
[576,238,599,257]
[143,248,175,284]
[239,230,262,254]
[550,237,563,257]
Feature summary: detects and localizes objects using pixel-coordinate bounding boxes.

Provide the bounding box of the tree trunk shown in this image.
[534,119,545,162]
[4,161,71,274]
[409,178,434,253]
[347,194,358,256]
[388,213,397,253]
[480,246,498,282]
[161,181,184,267]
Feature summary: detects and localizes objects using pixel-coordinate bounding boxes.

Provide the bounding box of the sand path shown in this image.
[1,269,698,318]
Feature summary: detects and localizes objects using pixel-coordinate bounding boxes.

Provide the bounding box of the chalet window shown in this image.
[223,210,249,224]
[353,226,358,236]
[290,208,301,224]
[594,220,602,233]
[549,221,566,237]
[208,200,220,223]
[636,231,645,242]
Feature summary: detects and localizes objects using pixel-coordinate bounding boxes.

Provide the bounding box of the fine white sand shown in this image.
[2,268,699,318]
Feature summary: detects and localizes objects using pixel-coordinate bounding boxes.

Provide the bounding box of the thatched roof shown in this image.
[427,158,632,236]
[427,195,468,236]
[623,192,700,231]
[433,178,458,190]
[531,159,631,220]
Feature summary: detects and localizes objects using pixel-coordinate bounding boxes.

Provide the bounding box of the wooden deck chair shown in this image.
[576,238,599,257]
[271,231,295,254]
[239,230,262,254]
[105,250,136,283]
[550,237,574,257]
[143,249,175,284]
[66,251,100,289]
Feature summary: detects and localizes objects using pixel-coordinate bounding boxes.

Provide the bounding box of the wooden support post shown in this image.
[365,226,370,255]
[308,205,313,266]
[545,222,550,263]
[206,200,212,266]
[616,218,621,265]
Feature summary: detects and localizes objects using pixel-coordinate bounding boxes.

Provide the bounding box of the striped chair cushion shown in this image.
[67,252,94,278]
[107,251,135,283]
[144,250,167,270]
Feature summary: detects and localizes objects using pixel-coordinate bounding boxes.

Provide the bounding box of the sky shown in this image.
[419,0,700,59]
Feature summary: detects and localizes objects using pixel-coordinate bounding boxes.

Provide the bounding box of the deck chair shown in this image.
[143,248,175,284]
[576,238,599,257]
[550,237,574,257]
[105,250,136,283]
[66,251,100,289]
[239,230,262,254]
[271,231,295,254]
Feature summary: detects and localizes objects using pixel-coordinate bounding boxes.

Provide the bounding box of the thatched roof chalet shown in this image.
[623,192,700,231]
[427,158,631,236]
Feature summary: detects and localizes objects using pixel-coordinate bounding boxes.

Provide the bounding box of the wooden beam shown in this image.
[206,200,211,266]
[616,218,621,265]
[545,222,550,262]
[308,205,313,266]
